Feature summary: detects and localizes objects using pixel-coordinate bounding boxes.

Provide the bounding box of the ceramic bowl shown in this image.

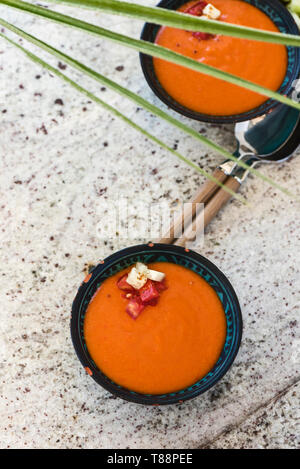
[140,0,300,124]
[71,243,242,405]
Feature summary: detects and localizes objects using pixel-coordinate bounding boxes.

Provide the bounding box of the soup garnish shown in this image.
[116,262,168,319]
[185,1,222,40]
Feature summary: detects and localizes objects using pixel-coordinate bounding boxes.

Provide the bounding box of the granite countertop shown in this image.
[0,1,299,449]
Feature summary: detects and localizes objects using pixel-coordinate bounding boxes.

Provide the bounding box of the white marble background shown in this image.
[0,1,299,449]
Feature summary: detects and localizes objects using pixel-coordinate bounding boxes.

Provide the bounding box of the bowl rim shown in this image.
[70,243,243,405]
[139,0,300,124]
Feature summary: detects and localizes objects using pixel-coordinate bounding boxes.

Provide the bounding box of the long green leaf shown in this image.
[39,0,300,47]
[1,0,300,111]
[0,18,295,199]
[0,30,250,203]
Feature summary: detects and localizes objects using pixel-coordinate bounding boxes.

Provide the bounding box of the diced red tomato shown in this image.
[146,298,159,307]
[185,1,214,41]
[192,31,213,40]
[185,1,207,16]
[117,274,135,292]
[120,273,169,319]
[126,297,145,320]
[139,280,159,304]
[121,292,134,299]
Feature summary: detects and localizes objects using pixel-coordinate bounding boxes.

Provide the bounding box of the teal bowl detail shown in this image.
[71,244,242,405]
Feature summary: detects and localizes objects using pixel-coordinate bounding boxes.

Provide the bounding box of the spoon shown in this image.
[228,104,300,177]
[160,104,300,245]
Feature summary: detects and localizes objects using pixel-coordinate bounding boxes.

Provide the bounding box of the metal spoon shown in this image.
[223,104,300,181]
[160,104,300,244]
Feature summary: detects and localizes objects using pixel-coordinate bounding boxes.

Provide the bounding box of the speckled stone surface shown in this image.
[0,1,299,449]
[207,381,300,449]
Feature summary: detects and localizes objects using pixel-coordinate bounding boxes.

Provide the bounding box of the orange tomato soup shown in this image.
[84,262,227,394]
[154,0,287,115]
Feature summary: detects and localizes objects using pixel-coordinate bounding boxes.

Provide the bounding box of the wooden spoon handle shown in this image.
[203,176,241,228]
[175,176,241,247]
[159,168,228,244]
[190,167,229,205]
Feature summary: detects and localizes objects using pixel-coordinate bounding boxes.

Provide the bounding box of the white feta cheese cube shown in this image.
[126,266,148,289]
[126,262,166,289]
[203,3,221,19]
[147,269,165,282]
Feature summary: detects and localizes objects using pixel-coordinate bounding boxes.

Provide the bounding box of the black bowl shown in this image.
[71,243,242,405]
[140,0,300,124]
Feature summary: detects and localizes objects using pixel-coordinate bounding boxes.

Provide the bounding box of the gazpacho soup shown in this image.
[84,261,227,394]
[153,0,287,116]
